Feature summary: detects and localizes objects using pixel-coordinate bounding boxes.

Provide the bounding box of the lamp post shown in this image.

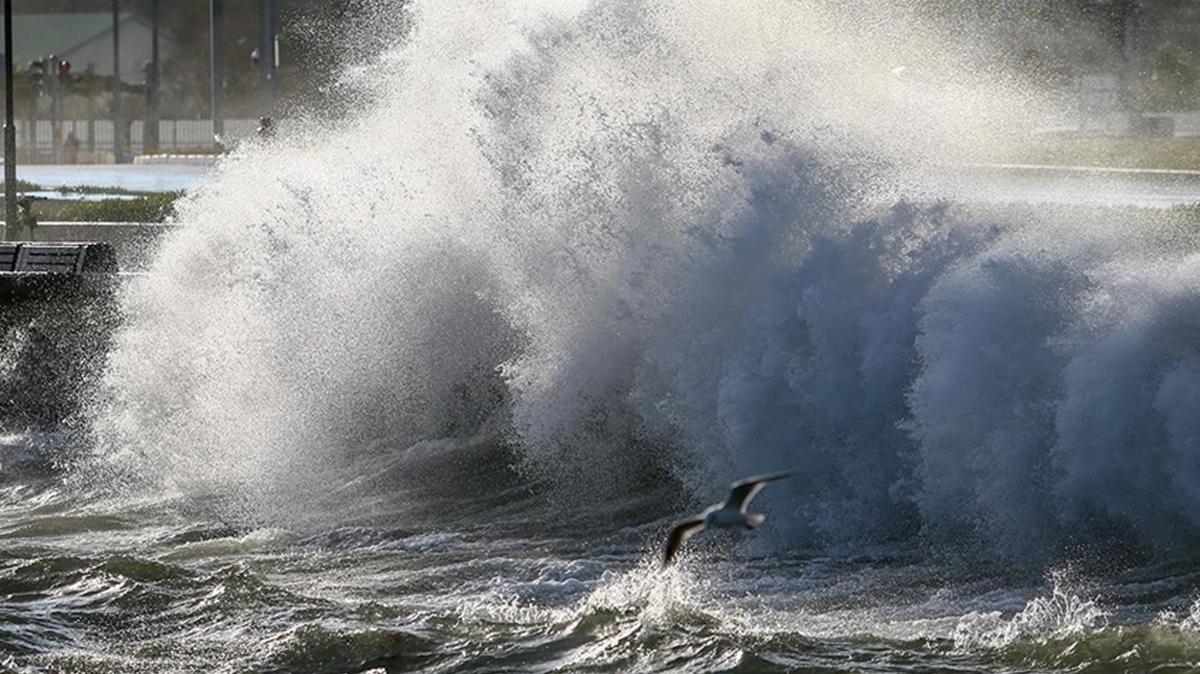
[4,0,16,239]
[112,0,123,161]
[144,0,159,153]
[211,0,224,142]
[258,0,280,116]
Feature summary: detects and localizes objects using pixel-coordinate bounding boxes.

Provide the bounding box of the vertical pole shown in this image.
[112,0,123,161]
[145,0,159,153]
[258,0,270,115]
[50,55,60,164]
[4,0,16,239]
[26,93,34,163]
[86,64,95,155]
[270,0,280,104]
[210,0,224,142]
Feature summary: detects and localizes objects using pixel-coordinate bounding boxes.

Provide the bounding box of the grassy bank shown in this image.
[5,191,182,224]
[49,193,181,222]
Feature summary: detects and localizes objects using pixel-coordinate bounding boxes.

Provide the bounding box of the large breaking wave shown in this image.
[82,0,1200,561]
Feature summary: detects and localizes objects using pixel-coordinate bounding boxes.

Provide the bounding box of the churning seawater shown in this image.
[6,1,1200,671]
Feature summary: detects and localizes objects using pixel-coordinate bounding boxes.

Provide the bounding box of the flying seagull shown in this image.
[662,470,794,566]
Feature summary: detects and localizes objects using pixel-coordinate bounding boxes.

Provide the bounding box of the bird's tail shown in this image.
[745,513,766,529]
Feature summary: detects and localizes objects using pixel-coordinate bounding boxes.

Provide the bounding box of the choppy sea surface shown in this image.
[6,434,1200,674]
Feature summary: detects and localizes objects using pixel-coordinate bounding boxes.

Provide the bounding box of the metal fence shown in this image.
[16,119,260,163]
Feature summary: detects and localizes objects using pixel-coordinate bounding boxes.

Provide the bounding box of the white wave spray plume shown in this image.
[82,0,1200,560]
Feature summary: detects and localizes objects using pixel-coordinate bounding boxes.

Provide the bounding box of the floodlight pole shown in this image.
[211,0,224,141]
[112,0,123,161]
[3,0,16,239]
[145,0,159,152]
[271,0,280,102]
[257,0,281,115]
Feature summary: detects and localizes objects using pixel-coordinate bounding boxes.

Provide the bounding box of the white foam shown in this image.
[77,0,1200,560]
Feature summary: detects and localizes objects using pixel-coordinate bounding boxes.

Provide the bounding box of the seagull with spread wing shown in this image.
[662,471,794,567]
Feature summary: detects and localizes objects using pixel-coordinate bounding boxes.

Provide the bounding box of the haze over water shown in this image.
[5,1,1200,672]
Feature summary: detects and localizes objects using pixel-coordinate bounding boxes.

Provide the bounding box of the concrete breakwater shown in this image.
[0,223,173,432]
[0,277,116,432]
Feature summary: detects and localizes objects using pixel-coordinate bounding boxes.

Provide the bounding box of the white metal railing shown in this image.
[16,119,260,161]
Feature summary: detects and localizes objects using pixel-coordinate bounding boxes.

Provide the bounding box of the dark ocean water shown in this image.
[7,433,1200,674]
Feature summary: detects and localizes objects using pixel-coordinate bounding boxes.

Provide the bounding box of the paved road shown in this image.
[16,164,213,193]
[11,162,1200,209]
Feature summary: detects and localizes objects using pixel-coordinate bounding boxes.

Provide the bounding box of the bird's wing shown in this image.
[662,518,706,567]
[724,470,795,511]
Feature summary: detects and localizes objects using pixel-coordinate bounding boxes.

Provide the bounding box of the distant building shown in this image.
[6,13,174,79]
